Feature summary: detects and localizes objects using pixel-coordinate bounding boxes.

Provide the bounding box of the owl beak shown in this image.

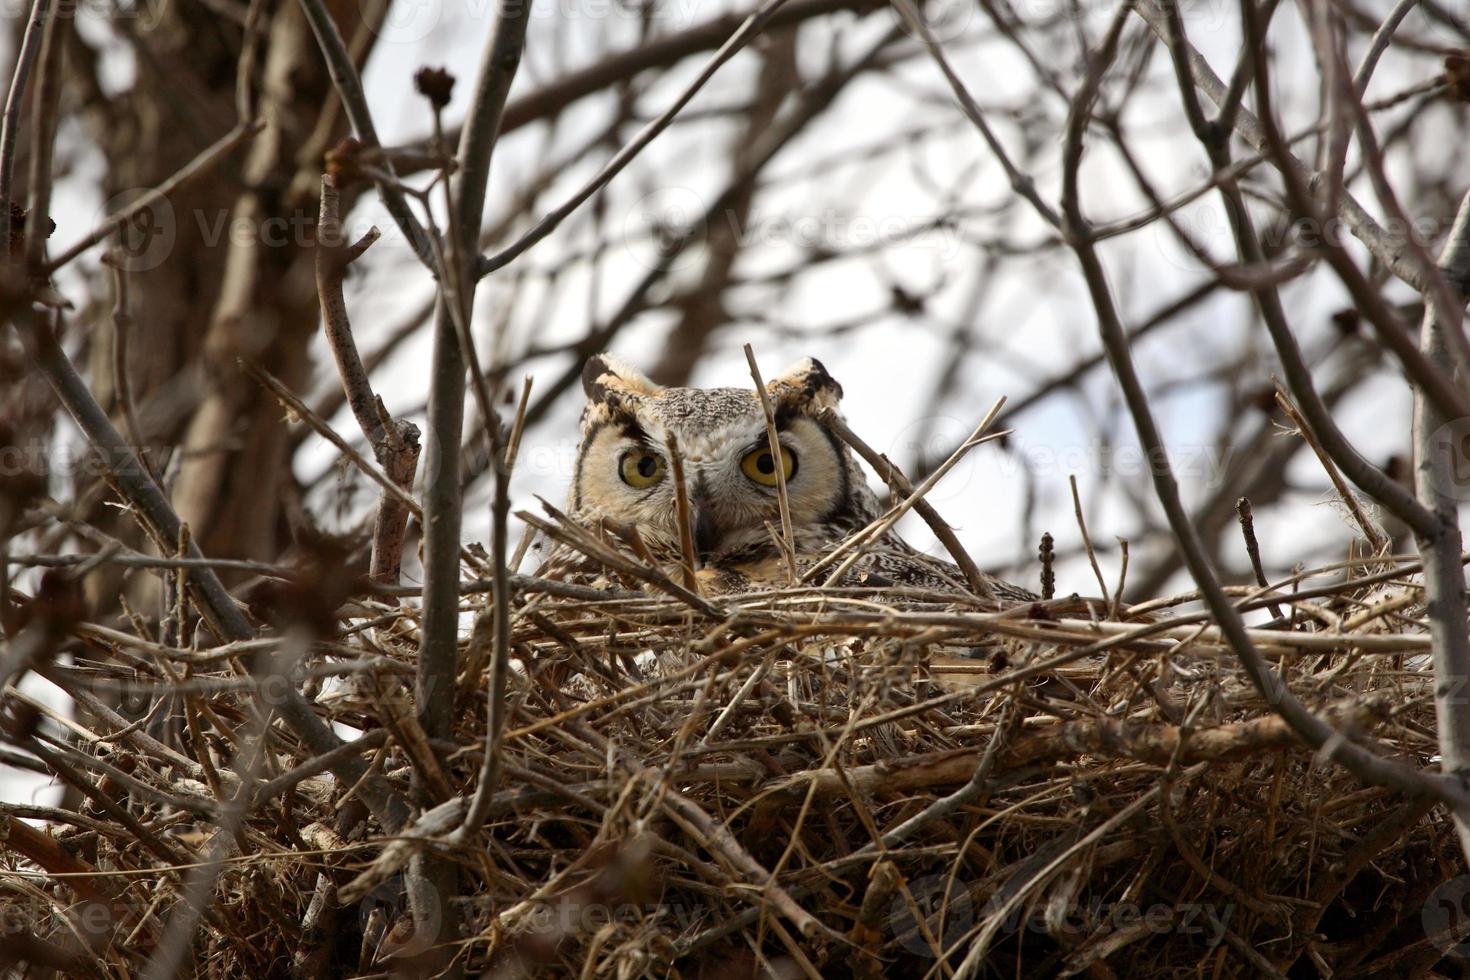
[690,492,721,565]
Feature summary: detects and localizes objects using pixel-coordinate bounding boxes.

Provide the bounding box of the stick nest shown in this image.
[1,545,1461,978]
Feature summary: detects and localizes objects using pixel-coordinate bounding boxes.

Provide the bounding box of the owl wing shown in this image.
[834,539,1038,603]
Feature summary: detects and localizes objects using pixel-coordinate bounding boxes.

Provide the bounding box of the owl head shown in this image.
[569,353,879,567]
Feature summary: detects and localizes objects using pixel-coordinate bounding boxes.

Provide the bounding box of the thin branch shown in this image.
[1069,474,1112,607]
[1138,0,1438,537]
[744,345,799,583]
[1130,0,1432,293]
[454,380,532,843]
[1274,390,1389,553]
[103,254,149,477]
[21,0,65,274]
[664,432,702,593]
[0,0,53,253]
[1235,498,1284,621]
[1353,0,1422,94]
[820,408,994,599]
[475,0,794,278]
[887,0,1061,229]
[243,360,421,517]
[811,402,1007,587]
[294,0,436,270]
[316,173,421,585]
[44,123,263,274]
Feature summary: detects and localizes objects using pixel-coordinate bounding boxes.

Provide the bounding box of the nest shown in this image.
[0,535,1462,978]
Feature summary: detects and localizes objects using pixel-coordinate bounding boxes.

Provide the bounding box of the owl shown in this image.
[539,352,1035,604]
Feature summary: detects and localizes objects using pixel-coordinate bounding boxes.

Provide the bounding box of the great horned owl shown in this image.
[540,352,1034,603]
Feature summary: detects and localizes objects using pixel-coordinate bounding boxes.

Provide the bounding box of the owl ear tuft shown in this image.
[766,356,843,412]
[581,353,661,403]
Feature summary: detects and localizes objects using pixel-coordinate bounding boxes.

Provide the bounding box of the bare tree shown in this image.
[5,0,1470,972]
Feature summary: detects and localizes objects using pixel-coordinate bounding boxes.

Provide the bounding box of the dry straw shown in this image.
[0,474,1461,977]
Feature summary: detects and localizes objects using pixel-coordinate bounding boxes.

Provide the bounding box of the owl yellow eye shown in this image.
[741,445,796,486]
[619,449,666,489]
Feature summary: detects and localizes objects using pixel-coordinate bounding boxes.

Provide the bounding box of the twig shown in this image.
[1274,390,1389,554]
[314,174,386,444]
[1140,0,1436,542]
[744,345,798,583]
[44,123,264,274]
[8,302,406,832]
[1069,475,1111,608]
[1235,498,1285,620]
[951,773,1189,975]
[142,640,285,980]
[369,417,421,586]
[103,254,149,477]
[810,401,1007,587]
[886,0,1061,230]
[821,408,994,600]
[1111,539,1129,620]
[519,501,727,618]
[21,0,66,274]
[1129,0,1431,294]
[315,173,421,585]
[874,702,1011,848]
[1353,0,1422,94]
[242,360,420,517]
[0,0,54,254]
[475,0,795,278]
[454,380,532,842]
[294,0,435,270]
[664,432,701,593]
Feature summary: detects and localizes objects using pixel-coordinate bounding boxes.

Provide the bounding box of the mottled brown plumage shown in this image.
[538,353,1034,604]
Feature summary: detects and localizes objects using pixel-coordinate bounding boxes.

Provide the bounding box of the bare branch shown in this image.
[295,0,437,270]
[476,0,795,278]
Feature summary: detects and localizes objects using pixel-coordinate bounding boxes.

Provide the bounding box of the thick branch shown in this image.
[316,173,421,585]
[1412,188,1470,857]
